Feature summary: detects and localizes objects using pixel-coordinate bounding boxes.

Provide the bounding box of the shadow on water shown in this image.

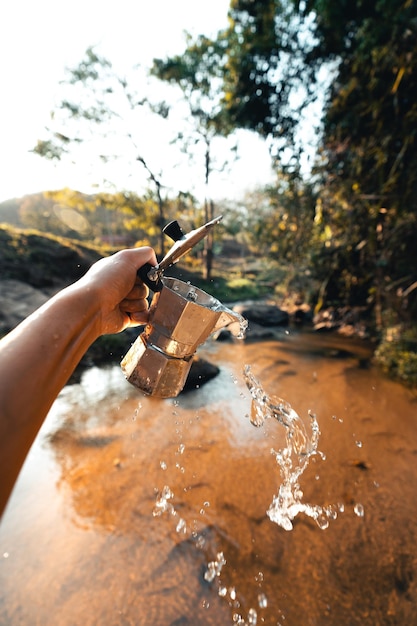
[1,332,417,625]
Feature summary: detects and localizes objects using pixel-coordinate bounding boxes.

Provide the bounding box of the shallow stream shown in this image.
[1,332,417,625]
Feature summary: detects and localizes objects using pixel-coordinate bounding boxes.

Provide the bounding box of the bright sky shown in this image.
[0,0,274,203]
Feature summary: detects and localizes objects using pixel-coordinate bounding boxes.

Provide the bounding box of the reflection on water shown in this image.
[1,333,417,625]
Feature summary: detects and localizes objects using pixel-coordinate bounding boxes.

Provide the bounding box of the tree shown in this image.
[32,47,186,256]
[151,33,237,279]
[306,0,417,325]
[221,0,321,171]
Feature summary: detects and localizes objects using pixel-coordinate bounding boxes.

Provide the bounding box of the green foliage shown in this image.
[196,274,269,302]
[222,0,318,167]
[214,0,417,330]
[259,169,316,262]
[0,189,154,246]
[151,33,234,136]
[374,326,417,387]
[307,0,417,330]
[314,0,417,213]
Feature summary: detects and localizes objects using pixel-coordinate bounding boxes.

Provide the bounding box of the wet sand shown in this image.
[1,335,417,625]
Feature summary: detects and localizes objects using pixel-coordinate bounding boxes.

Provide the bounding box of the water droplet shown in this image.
[316,512,330,530]
[355,440,363,448]
[178,443,185,454]
[218,586,227,597]
[176,518,187,534]
[230,587,237,601]
[325,505,338,520]
[153,485,175,517]
[160,460,167,470]
[248,607,258,625]
[354,503,365,517]
[258,592,268,608]
[204,552,226,582]
[255,571,264,583]
[3,552,9,559]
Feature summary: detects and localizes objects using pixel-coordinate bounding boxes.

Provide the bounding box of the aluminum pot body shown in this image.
[121,277,240,398]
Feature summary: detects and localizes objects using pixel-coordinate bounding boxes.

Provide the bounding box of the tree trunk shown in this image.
[203,198,214,281]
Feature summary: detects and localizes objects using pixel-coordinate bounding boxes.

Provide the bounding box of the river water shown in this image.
[1,331,417,625]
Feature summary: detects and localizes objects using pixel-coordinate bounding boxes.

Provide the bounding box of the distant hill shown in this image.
[0,190,138,246]
[0,191,82,229]
[0,192,64,224]
[0,196,27,226]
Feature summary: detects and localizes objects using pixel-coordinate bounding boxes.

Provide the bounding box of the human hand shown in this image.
[79,246,158,335]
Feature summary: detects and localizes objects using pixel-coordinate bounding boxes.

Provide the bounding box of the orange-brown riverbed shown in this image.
[1,333,417,625]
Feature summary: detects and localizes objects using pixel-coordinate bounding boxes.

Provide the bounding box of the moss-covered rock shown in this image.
[0,224,105,288]
[374,326,417,387]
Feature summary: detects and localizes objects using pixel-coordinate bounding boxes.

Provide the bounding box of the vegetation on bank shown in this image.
[0,222,273,301]
[0,223,278,371]
[1,221,416,386]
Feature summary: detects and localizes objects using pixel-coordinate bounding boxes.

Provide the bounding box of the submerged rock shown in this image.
[0,279,49,335]
[233,302,290,327]
[181,357,220,393]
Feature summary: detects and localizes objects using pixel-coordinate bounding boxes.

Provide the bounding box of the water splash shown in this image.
[209,300,248,340]
[153,485,175,517]
[354,503,365,517]
[244,365,335,531]
[152,365,336,624]
[204,551,227,582]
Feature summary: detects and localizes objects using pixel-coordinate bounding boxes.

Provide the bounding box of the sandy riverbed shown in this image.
[1,335,416,625]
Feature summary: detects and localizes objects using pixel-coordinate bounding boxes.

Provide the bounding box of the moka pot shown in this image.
[121,276,242,397]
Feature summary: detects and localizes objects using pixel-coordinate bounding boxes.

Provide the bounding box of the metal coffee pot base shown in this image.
[121,335,192,398]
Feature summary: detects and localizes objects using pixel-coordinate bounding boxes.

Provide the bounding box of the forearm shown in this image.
[0,283,101,515]
[0,245,157,518]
